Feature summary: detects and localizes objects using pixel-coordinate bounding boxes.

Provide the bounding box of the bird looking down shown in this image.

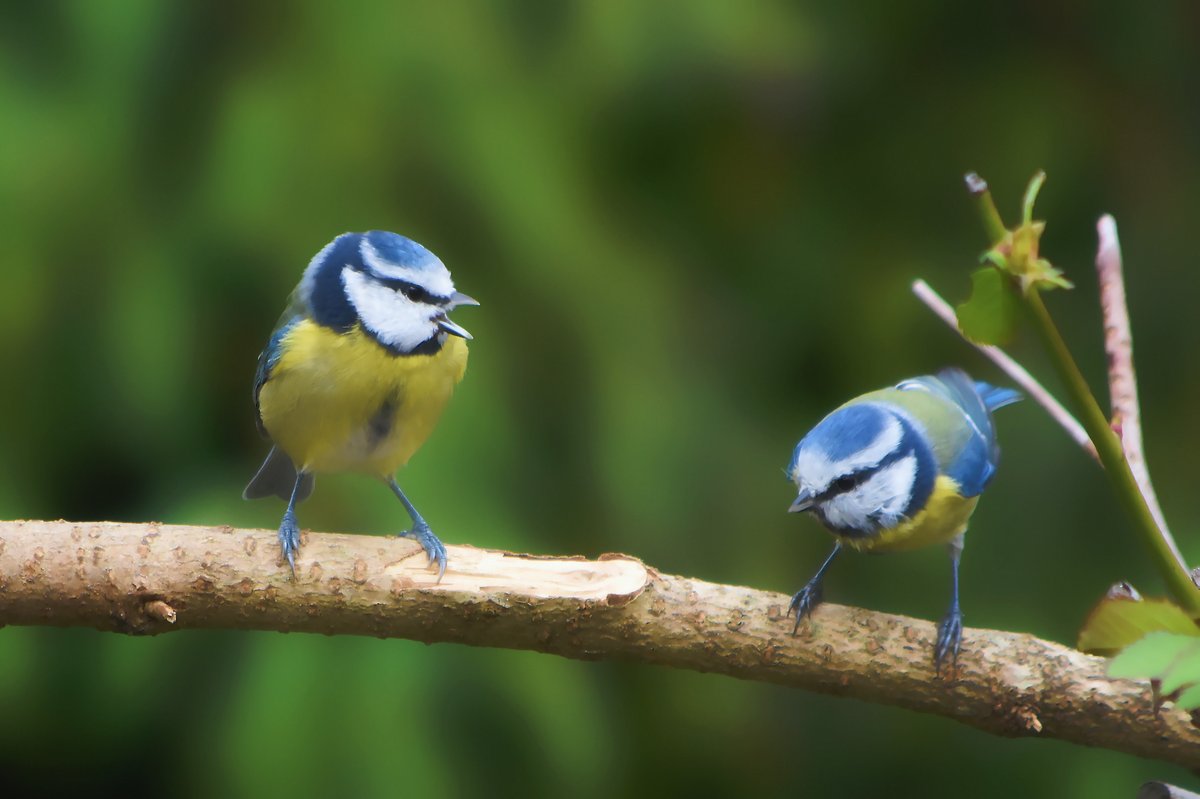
[785,368,1021,670]
[244,231,477,576]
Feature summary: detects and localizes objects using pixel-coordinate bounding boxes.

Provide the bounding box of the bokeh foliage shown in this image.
[2,2,1200,796]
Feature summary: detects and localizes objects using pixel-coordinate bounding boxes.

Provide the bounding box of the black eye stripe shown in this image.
[817,442,918,503]
[817,470,873,502]
[347,262,450,305]
[373,276,442,304]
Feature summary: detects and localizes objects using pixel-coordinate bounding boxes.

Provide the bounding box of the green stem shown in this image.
[965,173,1008,245]
[1025,292,1200,612]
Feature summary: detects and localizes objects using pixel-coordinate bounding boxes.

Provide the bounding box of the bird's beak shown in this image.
[446,291,479,309]
[788,490,815,514]
[438,315,473,340]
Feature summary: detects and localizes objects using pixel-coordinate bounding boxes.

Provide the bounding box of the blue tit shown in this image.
[244,231,478,577]
[785,368,1020,669]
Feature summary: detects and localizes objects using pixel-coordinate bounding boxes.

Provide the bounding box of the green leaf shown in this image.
[980,247,1009,271]
[1108,630,1200,712]
[1108,632,1200,680]
[1175,682,1200,711]
[1077,596,1200,656]
[956,267,1020,345]
[1159,645,1200,694]
[1021,170,1046,225]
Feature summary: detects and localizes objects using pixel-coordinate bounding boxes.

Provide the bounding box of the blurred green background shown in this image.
[2,1,1199,796]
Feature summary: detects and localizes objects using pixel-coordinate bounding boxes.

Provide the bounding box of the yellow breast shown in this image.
[837,475,978,553]
[257,320,469,476]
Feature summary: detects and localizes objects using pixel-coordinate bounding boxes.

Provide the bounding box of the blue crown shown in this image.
[800,404,889,462]
[363,230,440,271]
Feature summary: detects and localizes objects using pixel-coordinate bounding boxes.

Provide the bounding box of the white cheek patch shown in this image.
[361,239,456,298]
[791,412,903,491]
[342,267,438,351]
[819,454,918,533]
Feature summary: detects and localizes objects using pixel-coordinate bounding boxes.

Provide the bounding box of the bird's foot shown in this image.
[934,604,963,677]
[278,508,300,577]
[788,580,824,634]
[399,522,448,582]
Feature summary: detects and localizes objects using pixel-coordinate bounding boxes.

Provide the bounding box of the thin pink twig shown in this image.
[911,279,1096,460]
[1095,215,1182,564]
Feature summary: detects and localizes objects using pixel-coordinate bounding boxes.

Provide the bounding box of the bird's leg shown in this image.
[387,477,448,581]
[789,541,842,633]
[934,533,965,675]
[278,471,308,577]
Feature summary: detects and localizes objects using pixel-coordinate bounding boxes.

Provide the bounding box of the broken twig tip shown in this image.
[144,599,177,624]
[964,172,988,195]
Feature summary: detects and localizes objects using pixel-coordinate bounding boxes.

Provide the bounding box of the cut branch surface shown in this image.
[1,519,1197,768]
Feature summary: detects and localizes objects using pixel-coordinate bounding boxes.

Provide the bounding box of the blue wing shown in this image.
[898,369,1022,497]
[936,369,1000,496]
[253,313,301,438]
[246,312,316,503]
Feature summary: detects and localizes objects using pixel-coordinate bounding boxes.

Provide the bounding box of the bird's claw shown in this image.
[278,508,300,578]
[399,523,448,582]
[788,580,823,634]
[934,604,963,676]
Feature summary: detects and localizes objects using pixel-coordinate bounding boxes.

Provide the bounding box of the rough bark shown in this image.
[1,519,1197,768]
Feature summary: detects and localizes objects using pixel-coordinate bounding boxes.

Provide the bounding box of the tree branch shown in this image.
[2,519,1198,767]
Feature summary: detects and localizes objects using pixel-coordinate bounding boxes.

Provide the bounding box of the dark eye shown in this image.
[393,282,431,303]
[833,475,857,493]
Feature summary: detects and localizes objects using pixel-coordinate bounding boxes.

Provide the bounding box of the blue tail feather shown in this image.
[974,381,1022,411]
